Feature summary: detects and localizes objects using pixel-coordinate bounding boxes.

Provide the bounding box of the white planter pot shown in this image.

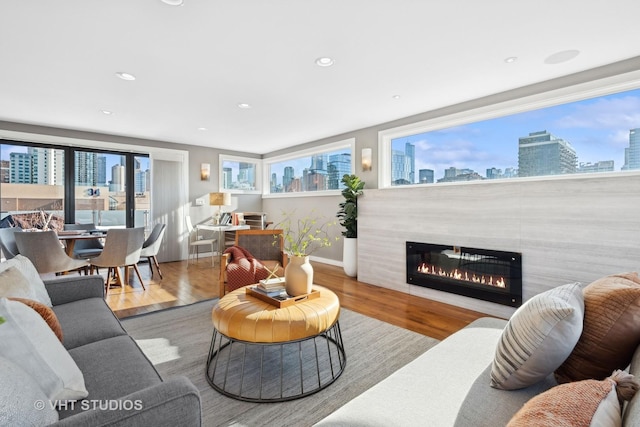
[285,255,314,296]
[343,237,358,277]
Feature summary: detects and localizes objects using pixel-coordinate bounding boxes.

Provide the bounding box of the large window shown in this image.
[264,139,354,195]
[1,141,149,229]
[219,155,260,193]
[381,86,640,187]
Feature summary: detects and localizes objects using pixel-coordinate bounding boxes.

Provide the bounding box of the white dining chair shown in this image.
[15,231,90,275]
[185,216,216,267]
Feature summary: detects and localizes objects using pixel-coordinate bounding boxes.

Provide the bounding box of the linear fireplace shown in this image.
[406,242,522,307]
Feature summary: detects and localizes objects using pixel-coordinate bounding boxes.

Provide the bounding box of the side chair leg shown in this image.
[132,264,146,290]
[152,256,163,280]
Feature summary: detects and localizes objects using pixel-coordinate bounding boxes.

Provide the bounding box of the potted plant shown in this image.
[337,174,365,277]
[274,210,337,296]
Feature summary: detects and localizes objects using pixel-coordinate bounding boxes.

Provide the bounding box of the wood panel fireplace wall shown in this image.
[406,242,523,307]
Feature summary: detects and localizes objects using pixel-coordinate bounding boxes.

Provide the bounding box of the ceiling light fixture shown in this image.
[392,95,401,99]
[115,72,136,81]
[238,103,252,109]
[161,0,184,5]
[315,57,335,67]
[101,110,113,115]
[504,56,518,63]
[197,127,207,131]
[544,49,580,65]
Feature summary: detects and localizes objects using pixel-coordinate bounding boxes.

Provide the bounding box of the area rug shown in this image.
[122,299,439,427]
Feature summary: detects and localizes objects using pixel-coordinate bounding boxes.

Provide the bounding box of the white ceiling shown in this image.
[1,1,640,155]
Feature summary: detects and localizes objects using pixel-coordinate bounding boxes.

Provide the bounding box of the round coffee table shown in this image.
[205,284,346,402]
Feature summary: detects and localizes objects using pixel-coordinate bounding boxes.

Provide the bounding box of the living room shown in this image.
[2,1,640,426]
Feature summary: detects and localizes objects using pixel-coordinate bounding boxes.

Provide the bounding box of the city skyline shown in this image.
[392,88,640,182]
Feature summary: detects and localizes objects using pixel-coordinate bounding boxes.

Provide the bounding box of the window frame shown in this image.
[262,138,355,198]
[378,70,640,189]
[218,154,262,194]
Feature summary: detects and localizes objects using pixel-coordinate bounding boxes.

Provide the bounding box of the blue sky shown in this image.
[393,88,640,180]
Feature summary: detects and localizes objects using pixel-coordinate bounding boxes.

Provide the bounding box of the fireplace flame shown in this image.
[417,264,506,288]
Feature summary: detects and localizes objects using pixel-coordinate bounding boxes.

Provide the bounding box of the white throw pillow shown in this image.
[490,282,584,390]
[0,355,59,425]
[0,298,88,401]
[0,254,52,306]
[0,266,37,300]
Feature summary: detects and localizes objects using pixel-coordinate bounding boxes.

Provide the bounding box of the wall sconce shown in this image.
[200,163,211,181]
[361,148,372,172]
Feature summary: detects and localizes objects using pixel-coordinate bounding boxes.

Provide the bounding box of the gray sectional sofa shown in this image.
[46,275,201,426]
[315,317,640,426]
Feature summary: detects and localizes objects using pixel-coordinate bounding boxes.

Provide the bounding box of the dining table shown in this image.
[57,230,107,257]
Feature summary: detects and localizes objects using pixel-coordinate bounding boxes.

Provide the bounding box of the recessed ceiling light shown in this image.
[101,110,113,115]
[197,127,207,131]
[392,95,401,99]
[315,57,335,67]
[544,49,580,65]
[161,0,184,5]
[115,72,136,81]
[238,103,252,109]
[504,56,518,63]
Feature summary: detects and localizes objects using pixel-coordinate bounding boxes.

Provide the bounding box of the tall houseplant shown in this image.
[337,174,365,277]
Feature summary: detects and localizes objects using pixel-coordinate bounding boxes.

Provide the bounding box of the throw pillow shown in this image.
[0,298,88,401]
[555,272,640,383]
[0,266,37,300]
[490,282,584,390]
[0,355,59,425]
[8,297,63,342]
[508,370,639,427]
[0,255,52,307]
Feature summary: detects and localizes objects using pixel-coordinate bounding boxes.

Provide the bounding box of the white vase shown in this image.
[285,255,313,296]
[343,237,357,277]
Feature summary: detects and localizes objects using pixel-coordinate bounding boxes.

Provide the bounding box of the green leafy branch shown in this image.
[274,210,338,257]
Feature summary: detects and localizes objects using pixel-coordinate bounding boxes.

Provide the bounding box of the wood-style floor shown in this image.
[108,256,489,340]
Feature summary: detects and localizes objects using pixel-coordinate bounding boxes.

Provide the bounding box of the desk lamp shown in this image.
[209,192,231,225]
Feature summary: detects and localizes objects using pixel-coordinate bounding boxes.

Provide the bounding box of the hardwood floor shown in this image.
[108,256,490,340]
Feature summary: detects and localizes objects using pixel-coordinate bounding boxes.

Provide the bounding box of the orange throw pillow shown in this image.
[555,272,640,383]
[8,297,64,343]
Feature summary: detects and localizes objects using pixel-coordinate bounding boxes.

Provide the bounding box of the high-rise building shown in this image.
[9,152,31,183]
[577,160,615,173]
[327,153,351,189]
[518,130,577,177]
[405,142,415,183]
[76,152,100,186]
[418,169,434,183]
[222,167,232,189]
[391,143,415,185]
[283,166,294,192]
[622,128,640,170]
[0,160,9,183]
[110,164,125,192]
[96,155,107,185]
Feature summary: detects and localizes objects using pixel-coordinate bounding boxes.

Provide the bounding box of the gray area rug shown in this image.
[122,299,439,427]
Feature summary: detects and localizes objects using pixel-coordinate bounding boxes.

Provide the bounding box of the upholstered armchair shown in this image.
[218,229,287,297]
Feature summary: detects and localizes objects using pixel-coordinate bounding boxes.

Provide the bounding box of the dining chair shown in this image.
[139,223,166,279]
[14,230,90,275]
[0,227,22,260]
[63,223,104,259]
[89,227,146,295]
[185,216,216,267]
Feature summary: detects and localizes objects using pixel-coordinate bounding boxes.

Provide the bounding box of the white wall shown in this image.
[358,172,640,318]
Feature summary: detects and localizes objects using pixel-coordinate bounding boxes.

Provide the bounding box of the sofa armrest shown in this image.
[51,376,201,427]
[44,275,105,306]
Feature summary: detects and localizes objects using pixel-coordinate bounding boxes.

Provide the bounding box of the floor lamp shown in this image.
[209,192,231,224]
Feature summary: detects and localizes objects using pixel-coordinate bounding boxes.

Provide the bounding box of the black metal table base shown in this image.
[205,321,346,402]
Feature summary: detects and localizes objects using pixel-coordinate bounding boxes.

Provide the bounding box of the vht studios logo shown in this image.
[34,399,143,411]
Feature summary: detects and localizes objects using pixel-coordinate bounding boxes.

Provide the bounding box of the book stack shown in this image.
[254,277,286,297]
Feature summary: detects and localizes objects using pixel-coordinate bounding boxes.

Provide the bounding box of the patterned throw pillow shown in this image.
[508,370,639,427]
[491,282,584,390]
[555,272,640,383]
[0,255,52,306]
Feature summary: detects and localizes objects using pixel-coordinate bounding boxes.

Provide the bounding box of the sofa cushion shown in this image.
[0,255,52,306]
[9,297,63,342]
[0,298,88,401]
[0,355,59,426]
[490,282,584,390]
[60,335,163,419]
[53,297,127,350]
[508,370,638,427]
[0,266,37,300]
[555,272,640,383]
